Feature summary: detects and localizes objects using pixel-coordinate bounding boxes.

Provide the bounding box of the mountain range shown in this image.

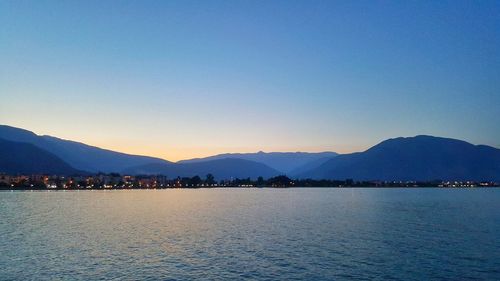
[178,151,337,174]
[123,158,280,180]
[0,125,169,173]
[1,124,499,181]
[0,125,311,179]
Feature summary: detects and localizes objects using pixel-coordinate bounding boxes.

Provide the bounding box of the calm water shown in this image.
[1,188,499,280]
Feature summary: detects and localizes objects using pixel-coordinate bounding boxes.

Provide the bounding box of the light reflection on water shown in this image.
[1,188,499,280]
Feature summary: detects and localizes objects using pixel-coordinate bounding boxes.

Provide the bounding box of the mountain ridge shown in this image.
[1,125,499,181]
[124,158,281,180]
[299,135,500,181]
[0,138,83,175]
[0,125,170,173]
[178,151,338,174]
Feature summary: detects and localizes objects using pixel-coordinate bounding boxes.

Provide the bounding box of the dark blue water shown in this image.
[1,188,499,280]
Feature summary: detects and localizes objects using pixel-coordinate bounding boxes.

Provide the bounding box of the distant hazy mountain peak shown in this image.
[178,151,338,174]
[124,158,280,180]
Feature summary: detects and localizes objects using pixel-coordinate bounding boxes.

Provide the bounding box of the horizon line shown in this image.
[1,124,499,162]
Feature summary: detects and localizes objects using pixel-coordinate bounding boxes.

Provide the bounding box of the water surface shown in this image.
[1,188,499,280]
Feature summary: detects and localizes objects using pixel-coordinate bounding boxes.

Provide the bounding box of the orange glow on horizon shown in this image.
[3,121,369,162]
[85,142,365,162]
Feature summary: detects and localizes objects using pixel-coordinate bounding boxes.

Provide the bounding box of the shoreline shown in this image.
[1,186,499,191]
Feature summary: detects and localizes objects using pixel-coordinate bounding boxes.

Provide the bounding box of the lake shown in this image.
[1,188,499,280]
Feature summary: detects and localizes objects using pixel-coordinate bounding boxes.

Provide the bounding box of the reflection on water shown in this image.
[1,188,499,280]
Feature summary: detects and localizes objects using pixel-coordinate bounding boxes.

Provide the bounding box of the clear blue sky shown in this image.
[1,0,499,161]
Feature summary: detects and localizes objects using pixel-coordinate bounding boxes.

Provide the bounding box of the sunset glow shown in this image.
[1,0,499,159]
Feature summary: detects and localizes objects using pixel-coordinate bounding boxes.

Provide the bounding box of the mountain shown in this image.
[3,125,498,181]
[299,135,500,181]
[288,156,334,177]
[124,158,281,180]
[0,125,171,173]
[0,139,82,175]
[178,151,338,174]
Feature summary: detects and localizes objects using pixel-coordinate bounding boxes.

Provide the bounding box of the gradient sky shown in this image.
[1,0,499,161]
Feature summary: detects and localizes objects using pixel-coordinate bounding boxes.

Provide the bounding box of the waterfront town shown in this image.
[0,173,498,189]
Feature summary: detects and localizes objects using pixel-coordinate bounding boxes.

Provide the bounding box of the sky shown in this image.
[1,0,499,161]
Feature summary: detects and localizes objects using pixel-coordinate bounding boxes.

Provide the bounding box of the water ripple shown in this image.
[1,188,499,280]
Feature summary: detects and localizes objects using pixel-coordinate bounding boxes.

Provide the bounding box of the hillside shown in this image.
[299,135,500,181]
[0,138,82,175]
[125,158,281,179]
[0,125,170,173]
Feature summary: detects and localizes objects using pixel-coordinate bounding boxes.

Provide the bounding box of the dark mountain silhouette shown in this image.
[178,151,337,174]
[2,125,498,181]
[0,138,82,175]
[299,135,500,181]
[124,158,281,180]
[0,125,170,173]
